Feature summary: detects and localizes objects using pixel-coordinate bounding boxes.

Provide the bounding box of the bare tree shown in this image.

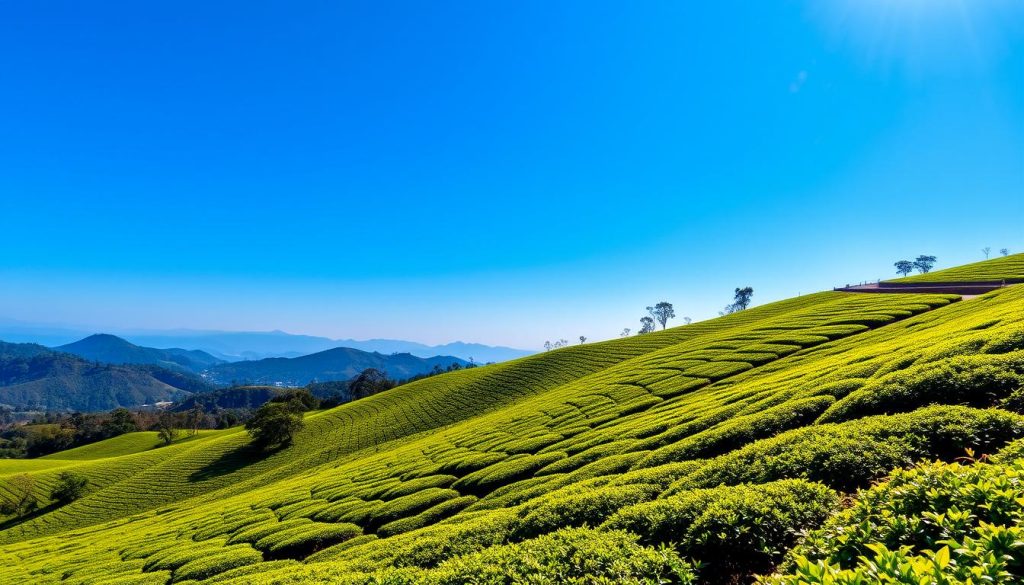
[913,255,937,274]
[579,336,587,345]
[894,260,914,276]
[683,317,692,325]
[982,247,991,259]
[1001,248,1010,257]
[156,411,178,446]
[639,316,656,334]
[620,328,631,337]
[646,302,675,330]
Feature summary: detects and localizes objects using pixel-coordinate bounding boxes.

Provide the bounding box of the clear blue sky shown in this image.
[1,1,1022,349]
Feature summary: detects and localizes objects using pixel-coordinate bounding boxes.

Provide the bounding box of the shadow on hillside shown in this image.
[188,443,280,483]
[0,501,60,532]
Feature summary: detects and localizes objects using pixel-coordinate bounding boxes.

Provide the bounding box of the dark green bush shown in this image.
[428,527,695,584]
[50,471,89,505]
[671,406,1024,493]
[605,479,838,583]
[512,483,660,539]
[765,459,1024,584]
[818,352,1024,423]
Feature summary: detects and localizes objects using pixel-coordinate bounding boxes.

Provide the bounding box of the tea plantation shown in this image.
[4,257,1024,584]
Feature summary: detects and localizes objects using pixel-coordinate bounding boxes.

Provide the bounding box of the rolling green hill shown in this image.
[3,257,1024,584]
[890,252,1024,283]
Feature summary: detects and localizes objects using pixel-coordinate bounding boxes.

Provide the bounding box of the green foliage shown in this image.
[763,458,1024,584]
[670,406,1024,492]
[49,471,88,504]
[245,402,304,448]
[606,480,838,583]
[172,547,263,581]
[3,277,1024,585]
[419,527,695,585]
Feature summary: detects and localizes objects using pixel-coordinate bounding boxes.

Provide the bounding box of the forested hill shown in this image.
[0,342,212,411]
[55,334,223,373]
[203,347,469,386]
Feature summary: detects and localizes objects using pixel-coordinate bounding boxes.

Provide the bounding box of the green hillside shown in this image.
[3,258,1024,583]
[890,252,1024,283]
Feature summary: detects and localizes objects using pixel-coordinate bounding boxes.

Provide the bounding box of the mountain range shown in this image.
[55,334,224,373]
[0,319,533,362]
[0,341,209,412]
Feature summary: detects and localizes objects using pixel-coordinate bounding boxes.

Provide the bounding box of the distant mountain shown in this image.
[0,320,535,363]
[204,347,469,386]
[125,331,533,363]
[55,334,224,373]
[0,341,212,411]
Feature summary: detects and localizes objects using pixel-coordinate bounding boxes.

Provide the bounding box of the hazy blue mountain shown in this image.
[125,331,532,362]
[56,334,224,373]
[204,348,469,386]
[0,319,534,363]
[0,341,211,411]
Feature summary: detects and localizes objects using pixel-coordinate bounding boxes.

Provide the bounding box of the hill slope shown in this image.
[204,348,468,386]
[56,334,224,373]
[2,258,1024,583]
[0,342,210,411]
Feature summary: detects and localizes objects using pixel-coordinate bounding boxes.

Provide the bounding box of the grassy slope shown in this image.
[889,252,1024,283]
[2,260,1024,583]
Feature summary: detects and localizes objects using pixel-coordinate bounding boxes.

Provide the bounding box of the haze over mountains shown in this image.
[0,334,474,411]
[0,318,533,362]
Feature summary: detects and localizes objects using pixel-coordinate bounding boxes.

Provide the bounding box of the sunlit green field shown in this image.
[4,258,1024,584]
[891,252,1024,283]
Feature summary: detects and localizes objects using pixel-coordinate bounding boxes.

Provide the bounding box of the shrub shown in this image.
[377,496,477,537]
[512,483,660,539]
[172,546,263,581]
[366,488,460,530]
[764,459,1024,584]
[818,352,1024,423]
[259,522,362,559]
[640,396,835,467]
[605,479,838,583]
[451,452,566,495]
[428,527,695,584]
[671,406,1024,493]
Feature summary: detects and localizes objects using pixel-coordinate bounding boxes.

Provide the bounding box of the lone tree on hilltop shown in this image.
[543,341,552,352]
[913,255,937,274]
[732,287,753,311]
[639,316,656,334]
[1001,248,1010,257]
[647,302,675,330]
[683,317,692,325]
[245,401,304,449]
[983,247,992,259]
[579,336,587,344]
[620,328,631,337]
[894,260,914,277]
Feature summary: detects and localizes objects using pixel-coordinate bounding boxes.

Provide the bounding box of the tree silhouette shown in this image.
[639,317,656,334]
[579,336,587,344]
[1001,248,1010,257]
[982,247,991,259]
[620,328,631,337]
[646,302,675,330]
[894,260,914,276]
[913,255,937,274]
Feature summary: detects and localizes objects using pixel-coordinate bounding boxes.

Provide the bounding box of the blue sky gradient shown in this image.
[1,1,1022,348]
